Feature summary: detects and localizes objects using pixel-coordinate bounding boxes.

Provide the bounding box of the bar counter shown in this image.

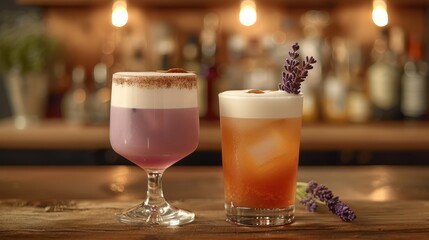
[0,166,428,239]
[1,120,429,151]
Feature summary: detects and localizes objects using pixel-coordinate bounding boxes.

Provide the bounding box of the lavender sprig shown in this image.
[278,43,317,94]
[296,181,357,222]
[300,197,318,212]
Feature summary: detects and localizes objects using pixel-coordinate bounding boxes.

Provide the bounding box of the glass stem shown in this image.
[144,170,168,209]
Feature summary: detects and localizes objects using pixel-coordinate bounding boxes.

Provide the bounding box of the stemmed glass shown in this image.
[109,71,199,226]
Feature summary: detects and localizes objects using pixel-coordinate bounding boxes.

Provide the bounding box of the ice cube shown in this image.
[235,118,275,133]
[246,129,286,167]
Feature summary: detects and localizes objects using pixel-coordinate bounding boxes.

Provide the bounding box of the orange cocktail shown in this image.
[219,89,303,226]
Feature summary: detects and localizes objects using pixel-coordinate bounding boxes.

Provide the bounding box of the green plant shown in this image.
[0,20,58,75]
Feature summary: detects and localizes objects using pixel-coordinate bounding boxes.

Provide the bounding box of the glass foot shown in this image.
[117,202,195,226]
[225,205,295,226]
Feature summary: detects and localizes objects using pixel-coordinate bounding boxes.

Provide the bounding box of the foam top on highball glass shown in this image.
[111,72,197,109]
[219,90,303,119]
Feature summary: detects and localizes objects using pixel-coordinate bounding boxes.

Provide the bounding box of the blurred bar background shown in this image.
[0,0,428,165]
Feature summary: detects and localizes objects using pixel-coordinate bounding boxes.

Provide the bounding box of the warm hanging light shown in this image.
[372,0,388,27]
[112,0,128,27]
[239,0,257,26]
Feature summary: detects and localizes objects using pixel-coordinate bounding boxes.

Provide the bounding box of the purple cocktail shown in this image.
[110,107,199,170]
[110,71,199,226]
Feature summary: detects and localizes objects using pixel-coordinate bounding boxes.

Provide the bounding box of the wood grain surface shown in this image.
[0,199,428,240]
[0,166,428,239]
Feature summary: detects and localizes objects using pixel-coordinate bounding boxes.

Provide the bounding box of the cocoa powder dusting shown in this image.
[112,72,196,89]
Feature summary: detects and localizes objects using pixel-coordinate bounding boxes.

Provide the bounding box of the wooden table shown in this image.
[0,166,428,239]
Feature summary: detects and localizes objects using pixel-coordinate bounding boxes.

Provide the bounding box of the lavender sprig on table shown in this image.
[296,181,357,222]
[299,196,318,212]
[278,43,317,94]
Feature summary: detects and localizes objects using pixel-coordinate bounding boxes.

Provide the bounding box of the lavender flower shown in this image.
[326,197,357,222]
[299,197,318,212]
[306,181,334,202]
[278,43,317,94]
[296,181,357,222]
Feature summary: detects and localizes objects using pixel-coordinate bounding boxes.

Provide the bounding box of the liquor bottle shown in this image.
[200,13,219,119]
[45,61,66,119]
[300,10,330,122]
[62,66,88,124]
[182,34,205,117]
[323,63,348,122]
[301,84,319,122]
[347,41,370,123]
[322,39,349,123]
[347,81,371,123]
[88,63,110,124]
[368,29,402,121]
[401,36,428,120]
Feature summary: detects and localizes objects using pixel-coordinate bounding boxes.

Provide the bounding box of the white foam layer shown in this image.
[111,86,197,109]
[218,90,303,118]
[111,71,197,109]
